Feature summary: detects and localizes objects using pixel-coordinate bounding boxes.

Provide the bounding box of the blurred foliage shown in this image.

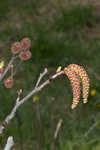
[0,0,100,150]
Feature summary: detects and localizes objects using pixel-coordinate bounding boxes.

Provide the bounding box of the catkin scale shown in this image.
[68,64,90,103]
[64,68,80,109]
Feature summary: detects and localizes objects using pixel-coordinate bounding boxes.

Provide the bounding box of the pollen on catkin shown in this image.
[64,68,81,109]
[68,64,90,104]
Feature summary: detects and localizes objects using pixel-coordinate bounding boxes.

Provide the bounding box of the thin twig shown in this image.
[0,56,18,81]
[3,136,14,150]
[51,118,63,150]
[54,119,63,140]
[35,68,48,88]
[0,69,64,135]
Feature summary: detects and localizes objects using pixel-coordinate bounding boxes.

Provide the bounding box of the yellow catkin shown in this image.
[64,68,81,109]
[68,64,90,103]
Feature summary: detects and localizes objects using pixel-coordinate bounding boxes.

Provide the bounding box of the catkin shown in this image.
[64,68,81,109]
[68,64,90,103]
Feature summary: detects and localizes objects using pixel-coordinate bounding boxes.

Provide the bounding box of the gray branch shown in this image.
[3,136,14,150]
[0,56,18,81]
[0,69,64,135]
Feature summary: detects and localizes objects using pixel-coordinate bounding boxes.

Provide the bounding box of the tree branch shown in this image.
[0,69,64,135]
[54,119,63,140]
[0,56,18,81]
[35,68,48,88]
[3,136,14,150]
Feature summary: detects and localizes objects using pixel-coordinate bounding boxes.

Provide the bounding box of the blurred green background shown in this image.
[0,0,100,149]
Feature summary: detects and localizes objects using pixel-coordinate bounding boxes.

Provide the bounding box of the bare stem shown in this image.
[0,69,64,135]
[54,119,63,140]
[0,56,18,81]
[35,68,48,88]
[51,118,63,150]
[3,136,14,150]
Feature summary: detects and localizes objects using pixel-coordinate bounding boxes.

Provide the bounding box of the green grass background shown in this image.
[0,0,100,149]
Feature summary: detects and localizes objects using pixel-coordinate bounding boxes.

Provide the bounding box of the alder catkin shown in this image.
[64,67,81,109]
[68,64,90,103]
